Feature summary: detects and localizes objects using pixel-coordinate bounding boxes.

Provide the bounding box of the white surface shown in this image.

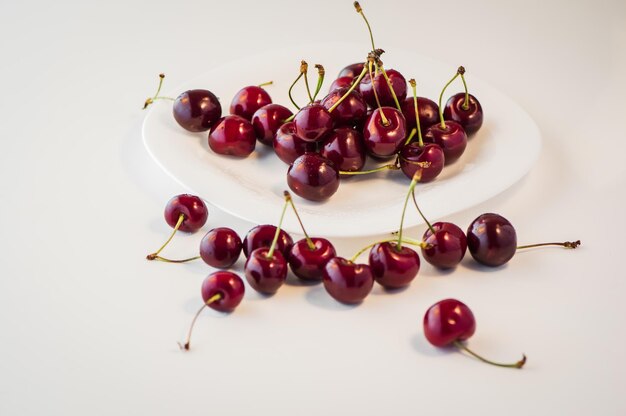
[143,43,541,237]
[0,1,625,415]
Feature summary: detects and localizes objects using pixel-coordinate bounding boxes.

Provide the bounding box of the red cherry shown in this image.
[164,194,208,233]
[294,104,334,142]
[323,257,374,304]
[363,107,407,158]
[466,213,517,267]
[399,142,445,182]
[242,224,293,259]
[288,238,336,281]
[400,96,439,133]
[423,298,476,347]
[321,87,367,128]
[273,121,317,165]
[173,89,222,132]
[251,104,293,146]
[287,153,340,201]
[208,115,256,157]
[329,76,354,92]
[421,222,467,269]
[423,121,467,165]
[244,247,288,294]
[443,93,483,135]
[359,69,407,109]
[320,128,366,172]
[199,227,242,269]
[229,85,272,121]
[338,63,365,78]
[368,242,420,289]
[201,271,245,312]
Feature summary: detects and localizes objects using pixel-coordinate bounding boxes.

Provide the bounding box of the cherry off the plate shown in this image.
[141,42,541,238]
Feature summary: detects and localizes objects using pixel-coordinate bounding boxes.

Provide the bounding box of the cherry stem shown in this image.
[368,59,389,126]
[350,237,427,263]
[284,191,315,250]
[147,213,185,261]
[438,68,463,129]
[459,70,470,110]
[409,79,424,147]
[378,64,402,111]
[312,64,325,102]
[146,254,201,263]
[328,65,368,113]
[453,341,526,369]
[288,71,304,110]
[339,162,398,175]
[258,81,273,88]
[178,293,222,351]
[397,173,421,249]
[354,1,376,52]
[404,128,417,146]
[301,60,314,104]
[411,189,435,234]
[266,195,290,259]
[143,73,174,109]
[517,240,581,250]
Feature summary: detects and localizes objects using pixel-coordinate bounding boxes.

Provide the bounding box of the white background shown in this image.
[1,0,624,414]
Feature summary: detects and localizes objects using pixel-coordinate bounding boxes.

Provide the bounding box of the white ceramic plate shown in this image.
[142,42,541,238]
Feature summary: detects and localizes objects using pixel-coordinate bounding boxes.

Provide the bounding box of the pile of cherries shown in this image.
[144,2,484,202]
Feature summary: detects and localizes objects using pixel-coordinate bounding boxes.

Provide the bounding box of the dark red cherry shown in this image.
[287,153,340,201]
[251,104,293,146]
[320,127,365,172]
[329,76,354,92]
[400,96,439,132]
[467,213,517,267]
[363,107,407,158]
[229,85,272,121]
[288,238,336,281]
[444,93,483,135]
[359,69,407,108]
[423,121,467,164]
[422,222,467,269]
[199,227,242,269]
[173,89,222,132]
[242,225,293,259]
[200,271,245,312]
[399,142,445,182]
[164,194,208,233]
[244,248,288,294]
[294,104,334,142]
[273,121,317,165]
[208,115,256,157]
[368,242,420,289]
[321,87,367,127]
[423,298,475,347]
[322,257,374,304]
[338,63,364,78]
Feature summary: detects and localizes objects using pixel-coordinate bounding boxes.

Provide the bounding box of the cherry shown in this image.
[359,69,407,109]
[287,153,340,201]
[442,67,483,135]
[320,127,366,172]
[199,227,242,269]
[273,121,317,165]
[251,104,293,146]
[321,87,367,127]
[208,115,256,157]
[293,103,334,142]
[423,298,526,369]
[322,257,374,304]
[173,89,222,132]
[466,213,516,267]
[163,194,208,233]
[369,242,420,289]
[229,83,272,121]
[363,107,407,158]
[338,63,365,79]
[242,224,293,259]
[329,76,354,92]
[401,96,439,133]
[423,120,467,165]
[178,271,245,350]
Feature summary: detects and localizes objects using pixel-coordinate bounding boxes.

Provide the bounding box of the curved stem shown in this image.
[178,293,222,351]
[339,163,398,175]
[453,341,526,369]
[312,64,325,102]
[147,254,201,263]
[517,240,581,250]
[285,191,315,250]
[404,128,417,146]
[411,189,435,234]
[459,72,470,110]
[288,72,303,111]
[438,71,460,129]
[258,81,273,88]
[143,73,175,109]
[301,61,314,104]
[354,1,376,52]
[397,175,421,249]
[147,213,185,260]
[350,237,427,263]
[379,64,402,111]
[328,65,368,113]
[368,60,388,126]
[408,79,424,147]
[266,196,290,259]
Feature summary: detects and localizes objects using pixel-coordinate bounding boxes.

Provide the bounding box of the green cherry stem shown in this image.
[178,293,222,351]
[147,213,185,261]
[411,189,435,235]
[143,73,175,109]
[354,1,376,52]
[301,61,314,104]
[148,254,201,263]
[404,128,417,146]
[258,81,273,88]
[266,195,290,259]
[458,67,470,110]
[454,341,526,369]
[409,79,424,147]
[288,67,304,110]
[368,59,389,126]
[328,64,368,113]
[378,63,402,111]
[350,237,427,263]
[284,191,315,250]
[312,64,325,102]
[517,240,581,250]
[437,67,464,129]
[339,161,399,175]
[396,172,422,250]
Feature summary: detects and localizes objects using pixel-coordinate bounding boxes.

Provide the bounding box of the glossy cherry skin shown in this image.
[287,153,340,201]
[201,271,245,312]
[329,76,354,92]
[294,104,334,142]
[244,248,288,294]
[273,121,317,165]
[208,115,256,157]
[321,87,367,127]
[363,107,407,158]
[359,69,407,109]
[338,63,364,78]
[423,298,476,347]
[288,238,337,281]
[251,104,293,146]
[399,142,445,182]
[423,121,467,164]
[467,213,517,267]
[199,227,242,269]
[323,257,374,304]
[320,128,366,172]
[400,96,440,133]
[444,93,483,135]
[422,222,468,269]
[173,89,222,132]
[229,85,272,121]
[242,225,293,259]
[164,194,208,232]
[369,242,420,289]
